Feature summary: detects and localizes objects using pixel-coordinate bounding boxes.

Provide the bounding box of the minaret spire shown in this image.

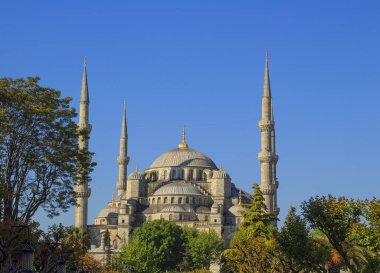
[116,99,129,197]
[258,50,279,220]
[75,57,92,231]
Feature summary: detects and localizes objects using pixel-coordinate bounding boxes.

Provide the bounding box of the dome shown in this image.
[149,148,217,169]
[212,168,230,179]
[228,205,246,217]
[128,169,143,180]
[97,206,119,218]
[153,181,203,196]
[160,205,186,213]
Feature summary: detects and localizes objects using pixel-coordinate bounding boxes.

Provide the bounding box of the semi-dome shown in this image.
[149,148,217,169]
[97,207,119,218]
[153,181,203,196]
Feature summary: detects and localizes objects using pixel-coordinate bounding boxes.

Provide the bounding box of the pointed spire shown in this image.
[262,49,271,98]
[80,56,89,103]
[120,98,127,140]
[178,126,188,149]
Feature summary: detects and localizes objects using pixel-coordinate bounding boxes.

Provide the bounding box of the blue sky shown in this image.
[1,1,379,229]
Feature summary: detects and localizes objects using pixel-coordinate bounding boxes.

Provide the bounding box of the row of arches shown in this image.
[148,196,210,206]
[146,168,211,182]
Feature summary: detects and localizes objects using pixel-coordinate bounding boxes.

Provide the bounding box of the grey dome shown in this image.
[160,205,186,213]
[212,169,230,179]
[149,148,217,169]
[128,169,143,180]
[153,181,203,196]
[97,207,119,218]
[228,205,246,217]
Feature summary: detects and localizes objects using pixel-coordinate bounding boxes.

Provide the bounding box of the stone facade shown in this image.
[74,53,280,264]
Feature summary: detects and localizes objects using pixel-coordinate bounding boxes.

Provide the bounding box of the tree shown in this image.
[121,219,185,273]
[0,77,94,222]
[223,184,280,273]
[239,183,278,237]
[278,207,329,273]
[301,195,366,273]
[181,227,224,271]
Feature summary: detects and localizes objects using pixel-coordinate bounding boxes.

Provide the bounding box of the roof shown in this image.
[153,181,203,196]
[149,148,217,169]
[160,205,186,213]
[96,206,119,218]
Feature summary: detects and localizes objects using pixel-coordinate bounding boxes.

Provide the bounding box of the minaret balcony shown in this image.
[74,186,91,198]
[77,123,92,133]
[258,120,274,132]
[117,155,130,165]
[258,152,276,163]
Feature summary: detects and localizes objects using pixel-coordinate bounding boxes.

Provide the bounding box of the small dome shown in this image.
[153,181,203,196]
[160,205,186,213]
[212,169,229,179]
[97,207,119,218]
[149,148,217,169]
[228,205,246,217]
[128,169,143,180]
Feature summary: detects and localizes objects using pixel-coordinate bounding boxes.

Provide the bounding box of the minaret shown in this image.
[116,100,130,197]
[75,57,92,231]
[258,50,279,216]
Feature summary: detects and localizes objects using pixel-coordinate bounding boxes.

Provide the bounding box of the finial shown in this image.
[266,49,268,63]
[112,192,115,205]
[220,164,223,171]
[239,189,242,205]
[84,56,87,67]
[178,126,189,149]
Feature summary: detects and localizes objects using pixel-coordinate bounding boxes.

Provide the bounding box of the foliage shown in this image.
[278,207,329,273]
[239,183,278,237]
[301,195,374,273]
[181,227,224,271]
[0,77,95,222]
[121,219,185,273]
[223,183,280,273]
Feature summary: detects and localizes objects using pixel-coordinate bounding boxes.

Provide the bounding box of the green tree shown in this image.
[0,77,95,222]
[301,195,366,273]
[181,227,224,271]
[239,184,278,237]
[121,219,185,273]
[223,184,280,273]
[278,207,329,273]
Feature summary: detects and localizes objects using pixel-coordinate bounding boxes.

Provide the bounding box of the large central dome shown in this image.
[149,148,217,169]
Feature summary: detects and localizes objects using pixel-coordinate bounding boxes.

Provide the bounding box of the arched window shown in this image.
[205,215,209,221]
[197,170,202,181]
[169,214,173,220]
[186,197,189,204]
[157,197,161,204]
[171,170,176,180]
[113,239,118,249]
[171,197,174,204]
[181,169,185,180]
[152,198,155,204]
[179,214,182,221]
[188,170,193,181]
[164,197,168,204]
[163,170,167,180]
[203,172,207,181]
[178,197,182,204]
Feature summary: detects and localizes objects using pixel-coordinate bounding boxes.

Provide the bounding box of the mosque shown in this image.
[73,52,279,262]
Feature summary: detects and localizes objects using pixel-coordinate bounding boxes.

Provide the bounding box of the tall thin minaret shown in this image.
[116,100,130,197]
[75,57,92,230]
[258,50,279,216]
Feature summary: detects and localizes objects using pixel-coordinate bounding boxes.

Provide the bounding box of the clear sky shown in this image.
[1,1,379,230]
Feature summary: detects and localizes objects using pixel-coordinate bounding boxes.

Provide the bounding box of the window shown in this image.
[178,197,182,204]
[181,169,185,180]
[164,197,168,204]
[186,197,189,204]
[171,197,174,204]
[122,219,125,224]
[188,170,193,180]
[169,214,173,220]
[163,170,167,180]
[157,197,161,204]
